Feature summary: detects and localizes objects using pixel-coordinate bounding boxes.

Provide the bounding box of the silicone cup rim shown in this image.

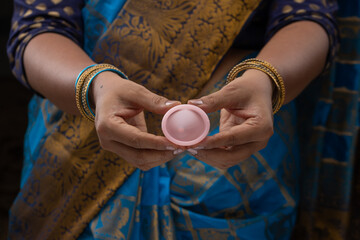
[161,104,210,146]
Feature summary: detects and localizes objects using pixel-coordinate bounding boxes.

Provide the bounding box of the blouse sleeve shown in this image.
[266,0,339,70]
[7,0,85,90]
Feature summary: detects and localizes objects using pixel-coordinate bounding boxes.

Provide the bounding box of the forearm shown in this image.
[255,20,330,103]
[23,33,95,115]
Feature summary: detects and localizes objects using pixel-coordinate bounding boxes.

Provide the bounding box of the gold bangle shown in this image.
[76,64,113,121]
[75,64,105,121]
[244,58,286,108]
[80,67,106,121]
[226,59,285,114]
[75,64,128,122]
[81,65,124,121]
[227,64,282,113]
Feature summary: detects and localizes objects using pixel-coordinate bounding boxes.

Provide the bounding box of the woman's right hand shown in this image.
[90,71,181,171]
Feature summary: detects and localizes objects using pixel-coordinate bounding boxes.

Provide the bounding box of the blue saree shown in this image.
[78,113,299,239]
[292,1,360,239]
[7,0,338,239]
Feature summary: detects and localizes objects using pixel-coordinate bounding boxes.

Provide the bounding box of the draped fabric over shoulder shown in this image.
[7,0,340,239]
[293,1,360,239]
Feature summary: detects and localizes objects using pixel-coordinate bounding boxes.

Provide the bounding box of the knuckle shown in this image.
[263,123,274,139]
[225,134,237,147]
[160,150,172,162]
[157,151,166,162]
[98,139,110,151]
[223,83,238,95]
[196,150,207,160]
[96,123,112,151]
[224,159,238,169]
[206,95,216,106]
[152,95,165,105]
[258,141,268,151]
[243,153,253,161]
[95,120,109,136]
[135,156,152,171]
[226,155,247,168]
[129,135,142,149]
[248,116,274,140]
[243,146,258,160]
[203,94,220,110]
[138,164,151,171]
[218,162,230,169]
[152,138,162,150]
[135,151,145,162]
[240,147,253,159]
[142,166,152,171]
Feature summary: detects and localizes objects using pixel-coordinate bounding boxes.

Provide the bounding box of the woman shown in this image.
[7,0,337,239]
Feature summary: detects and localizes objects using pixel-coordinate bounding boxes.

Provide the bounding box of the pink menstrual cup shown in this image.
[161,104,210,146]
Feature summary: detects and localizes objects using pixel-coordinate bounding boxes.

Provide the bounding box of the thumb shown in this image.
[188,87,234,113]
[136,86,181,114]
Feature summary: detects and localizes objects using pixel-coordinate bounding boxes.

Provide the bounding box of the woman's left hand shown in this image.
[187,69,275,169]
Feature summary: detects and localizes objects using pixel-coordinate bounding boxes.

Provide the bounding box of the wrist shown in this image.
[90,70,129,109]
[226,58,285,114]
[89,71,113,109]
[246,69,273,92]
[235,69,274,99]
[75,64,128,121]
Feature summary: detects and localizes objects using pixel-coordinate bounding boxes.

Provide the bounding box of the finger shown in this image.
[188,83,242,113]
[134,85,181,114]
[219,109,246,132]
[192,141,267,169]
[194,117,273,149]
[96,116,177,150]
[100,140,175,171]
[125,112,148,132]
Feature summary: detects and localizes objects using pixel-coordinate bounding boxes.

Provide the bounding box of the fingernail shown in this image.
[194,146,204,150]
[173,149,185,155]
[187,148,198,155]
[224,146,233,150]
[188,99,203,105]
[165,100,178,106]
[166,146,176,151]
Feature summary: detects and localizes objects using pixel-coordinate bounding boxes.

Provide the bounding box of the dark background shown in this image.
[0,1,33,238]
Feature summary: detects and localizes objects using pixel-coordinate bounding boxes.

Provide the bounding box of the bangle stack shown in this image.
[226,58,285,114]
[75,63,128,122]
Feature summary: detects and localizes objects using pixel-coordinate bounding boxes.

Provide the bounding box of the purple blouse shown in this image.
[7,0,339,90]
